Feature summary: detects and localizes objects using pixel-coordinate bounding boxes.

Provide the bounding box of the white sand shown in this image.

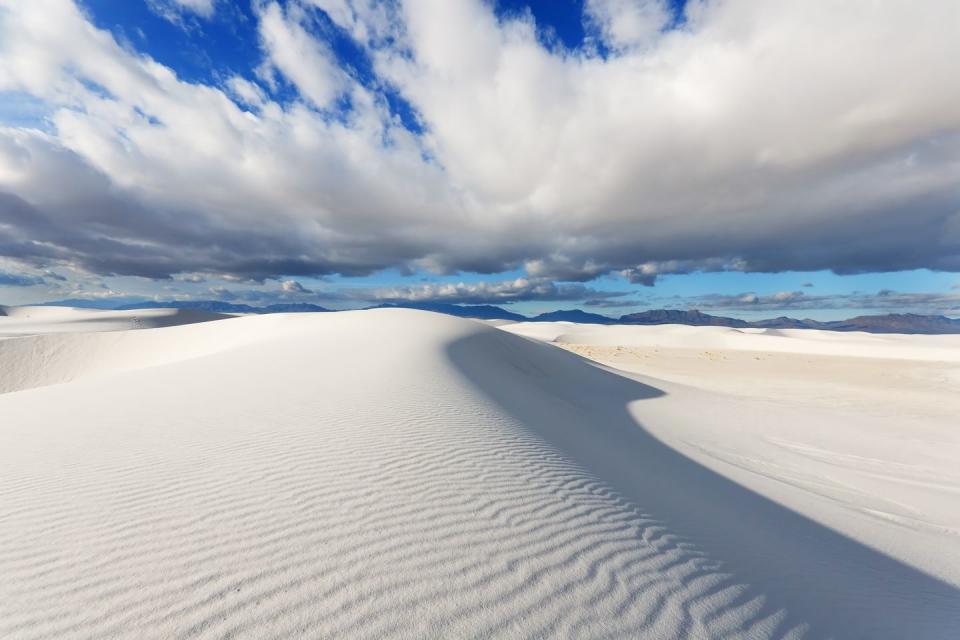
[1,308,958,638]
[0,305,231,338]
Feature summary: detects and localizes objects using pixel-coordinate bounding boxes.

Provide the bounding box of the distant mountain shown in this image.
[259,303,332,313]
[368,302,527,321]
[619,309,750,328]
[25,299,960,334]
[114,300,331,314]
[530,309,616,324]
[40,298,145,310]
[751,316,824,330]
[820,313,960,335]
[115,300,258,313]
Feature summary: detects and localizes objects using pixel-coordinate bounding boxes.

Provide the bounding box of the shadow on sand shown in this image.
[447,329,960,639]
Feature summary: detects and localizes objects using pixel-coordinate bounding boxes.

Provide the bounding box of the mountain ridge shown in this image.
[21,300,960,334]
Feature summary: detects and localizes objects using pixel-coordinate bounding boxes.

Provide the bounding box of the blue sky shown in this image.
[1,0,958,318]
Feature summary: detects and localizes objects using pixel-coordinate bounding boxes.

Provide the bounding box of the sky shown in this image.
[0,0,959,319]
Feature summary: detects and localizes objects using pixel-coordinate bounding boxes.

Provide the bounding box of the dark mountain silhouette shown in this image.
[819,313,960,334]
[751,316,824,330]
[366,302,527,321]
[619,309,750,328]
[115,300,331,314]
[530,309,617,324]
[25,299,960,334]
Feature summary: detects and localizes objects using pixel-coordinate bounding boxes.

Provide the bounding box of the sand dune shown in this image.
[503,320,960,362]
[1,309,958,638]
[0,306,231,338]
[0,307,250,395]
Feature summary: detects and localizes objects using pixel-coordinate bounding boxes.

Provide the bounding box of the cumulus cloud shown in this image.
[281,279,313,294]
[256,1,347,108]
[0,0,959,291]
[366,277,625,305]
[619,258,748,286]
[583,0,670,50]
[696,290,811,309]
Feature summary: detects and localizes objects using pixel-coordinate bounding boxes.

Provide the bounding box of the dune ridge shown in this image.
[0,315,259,395]
[1,309,957,638]
[0,306,231,338]
[502,321,960,363]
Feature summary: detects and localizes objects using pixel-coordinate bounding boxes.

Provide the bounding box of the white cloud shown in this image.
[256,1,346,109]
[0,0,959,289]
[305,0,399,44]
[172,0,216,16]
[583,0,670,50]
[225,76,269,108]
[771,290,804,303]
[145,0,217,27]
[281,279,313,294]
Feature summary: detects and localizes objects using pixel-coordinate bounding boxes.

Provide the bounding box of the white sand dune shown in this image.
[503,320,960,362]
[1,309,958,638]
[0,306,231,338]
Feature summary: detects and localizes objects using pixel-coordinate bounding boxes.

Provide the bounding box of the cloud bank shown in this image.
[664,289,960,316]
[1,0,959,288]
[365,277,625,305]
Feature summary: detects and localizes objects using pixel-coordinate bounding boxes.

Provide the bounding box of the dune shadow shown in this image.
[446,329,960,639]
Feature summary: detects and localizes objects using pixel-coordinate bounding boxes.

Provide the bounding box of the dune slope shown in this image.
[0,306,231,338]
[0,310,957,639]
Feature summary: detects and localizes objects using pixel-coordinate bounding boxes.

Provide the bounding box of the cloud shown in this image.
[207,286,236,300]
[0,270,43,286]
[679,289,960,315]
[771,290,804,303]
[146,0,217,28]
[583,0,670,50]
[172,0,216,16]
[0,0,959,291]
[619,258,748,286]
[256,1,347,109]
[177,280,347,306]
[365,277,625,305]
[281,279,313,294]
[583,296,647,309]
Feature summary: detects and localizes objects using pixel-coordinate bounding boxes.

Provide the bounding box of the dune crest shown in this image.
[0,306,232,338]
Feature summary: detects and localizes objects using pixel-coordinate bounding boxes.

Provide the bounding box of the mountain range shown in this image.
[29,299,960,334]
